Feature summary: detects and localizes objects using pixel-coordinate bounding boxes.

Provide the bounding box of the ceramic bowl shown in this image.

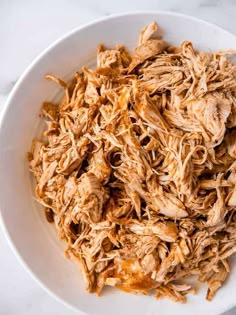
[0,11,236,315]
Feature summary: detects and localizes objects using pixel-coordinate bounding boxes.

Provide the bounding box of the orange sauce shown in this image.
[114,259,158,292]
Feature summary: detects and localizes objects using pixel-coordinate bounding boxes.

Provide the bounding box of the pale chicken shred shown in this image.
[29,22,236,303]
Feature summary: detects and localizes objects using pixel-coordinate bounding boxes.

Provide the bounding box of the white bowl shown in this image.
[0,11,236,315]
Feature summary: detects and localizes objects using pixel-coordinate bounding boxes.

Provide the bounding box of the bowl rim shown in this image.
[0,10,236,315]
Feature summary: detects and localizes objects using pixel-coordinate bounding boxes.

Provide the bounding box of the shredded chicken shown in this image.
[29,22,236,303]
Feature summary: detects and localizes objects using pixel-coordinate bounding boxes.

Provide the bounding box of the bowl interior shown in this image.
[0,12,236,315]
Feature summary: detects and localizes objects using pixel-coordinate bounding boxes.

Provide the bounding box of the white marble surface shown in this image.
[0,0,236,314]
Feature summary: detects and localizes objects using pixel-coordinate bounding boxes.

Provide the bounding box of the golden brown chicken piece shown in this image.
[29,21,236,303]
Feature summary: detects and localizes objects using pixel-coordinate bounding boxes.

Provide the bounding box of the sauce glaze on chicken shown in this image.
[29,22,236,302]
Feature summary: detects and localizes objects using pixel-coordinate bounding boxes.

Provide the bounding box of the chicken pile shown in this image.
[29,22,236,302]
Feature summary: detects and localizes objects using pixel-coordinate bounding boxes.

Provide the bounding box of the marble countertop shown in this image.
[0,0,236,314]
